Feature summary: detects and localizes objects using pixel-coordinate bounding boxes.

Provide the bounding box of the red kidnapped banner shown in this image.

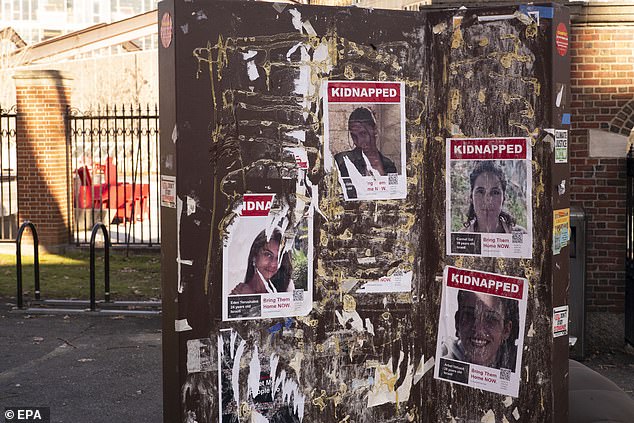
[446,266,524,299]
[328,81,401,103]
[241,194,275,217]
[450,138,526,160]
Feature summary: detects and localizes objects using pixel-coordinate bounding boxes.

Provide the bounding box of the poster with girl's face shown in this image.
[222,194,313,321]
[446,137,532,258]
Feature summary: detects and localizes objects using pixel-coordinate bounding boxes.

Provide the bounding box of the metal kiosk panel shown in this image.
[159,1,570,422]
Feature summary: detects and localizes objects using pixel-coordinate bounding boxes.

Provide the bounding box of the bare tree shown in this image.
[0,27,31,106]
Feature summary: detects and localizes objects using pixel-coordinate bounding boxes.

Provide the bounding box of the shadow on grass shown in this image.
[0,250,161,301]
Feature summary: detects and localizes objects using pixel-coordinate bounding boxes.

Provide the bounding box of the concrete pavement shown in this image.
[1,299,633,423]
[0,301,162,423]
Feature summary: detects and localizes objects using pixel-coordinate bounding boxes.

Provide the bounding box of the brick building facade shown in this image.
[570,3,634,315]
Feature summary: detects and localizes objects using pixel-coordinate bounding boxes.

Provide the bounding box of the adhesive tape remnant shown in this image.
[175,319,193,332]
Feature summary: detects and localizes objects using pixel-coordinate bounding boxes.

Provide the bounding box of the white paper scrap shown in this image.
[175,319,192,332]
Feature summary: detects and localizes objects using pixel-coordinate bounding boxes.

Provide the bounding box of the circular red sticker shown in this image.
[160,12,173,49]
[556,22,568,56]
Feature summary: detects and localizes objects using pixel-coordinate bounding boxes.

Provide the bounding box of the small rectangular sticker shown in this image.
[553,305,569,337]
[553,208,570,255]
[555,130,568,163]
[161,175,177,208]
[187,338,214,373]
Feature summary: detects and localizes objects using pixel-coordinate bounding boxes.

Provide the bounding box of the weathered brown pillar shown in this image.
[13,70,72,249]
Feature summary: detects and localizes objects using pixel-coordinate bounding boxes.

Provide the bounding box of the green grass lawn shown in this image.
[0,250,161,301]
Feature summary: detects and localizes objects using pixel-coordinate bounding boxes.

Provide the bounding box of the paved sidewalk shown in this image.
[583,348,634,399]
[1,299,633,423]
[0,301,162,423]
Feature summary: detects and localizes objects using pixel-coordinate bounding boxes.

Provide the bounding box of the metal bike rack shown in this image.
[16,221,40,309]
[12,221,160,316]
[90,223,110,311]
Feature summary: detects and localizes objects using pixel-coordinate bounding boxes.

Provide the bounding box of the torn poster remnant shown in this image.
[218,329,305,422]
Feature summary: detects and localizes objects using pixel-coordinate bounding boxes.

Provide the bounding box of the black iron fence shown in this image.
[626,146,634,345]
[67,105,160,247]
[0,106,18,241]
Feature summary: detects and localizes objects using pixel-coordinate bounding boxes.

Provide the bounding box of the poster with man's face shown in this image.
[222,194,313,321]
[446,137,533,258]
[323,81,407,201]
[434,266,528,397]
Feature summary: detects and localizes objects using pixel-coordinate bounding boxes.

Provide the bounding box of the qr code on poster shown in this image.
[500,368,512,381]
[293,290,304,302]
[512,232,523,244]
[388,173,398,185]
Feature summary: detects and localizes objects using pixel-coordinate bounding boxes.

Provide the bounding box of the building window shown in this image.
[44,0,64,12]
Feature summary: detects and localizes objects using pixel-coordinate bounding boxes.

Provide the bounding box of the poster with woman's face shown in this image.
[434,266,528,397]
[222,194,313,321]
[445,137,533,258]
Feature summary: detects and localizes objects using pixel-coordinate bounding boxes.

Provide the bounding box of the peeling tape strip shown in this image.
[519,5,554,19]
[303,20,317,36]
[175,319,192,332]
[171,124,178,143]
[562,113,571,125]
[176,197,184,294]
[502,395,513,407]
[414,356,435,384]
[268,322,283,334]
[513,407,520,420]
[478,14,516,22]
[272,3,287,13]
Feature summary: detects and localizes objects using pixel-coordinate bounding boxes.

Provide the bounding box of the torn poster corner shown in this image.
[367,353,414,408]
[413,356,435,385]
[356,270,412,294]
[481,409,496,423]
[335,309,364,332]
[272,3,287,13]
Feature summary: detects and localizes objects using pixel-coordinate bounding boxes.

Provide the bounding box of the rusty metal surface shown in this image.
[159,1,569,422]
